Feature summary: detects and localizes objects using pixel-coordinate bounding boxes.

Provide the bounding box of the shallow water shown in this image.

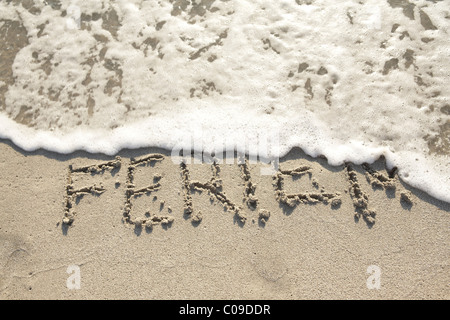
[0,0,449,202]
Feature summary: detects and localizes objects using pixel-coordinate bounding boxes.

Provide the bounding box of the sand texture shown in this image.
[0,140,448,299]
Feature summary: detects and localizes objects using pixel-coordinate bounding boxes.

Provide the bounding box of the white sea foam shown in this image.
[0,0,449,202]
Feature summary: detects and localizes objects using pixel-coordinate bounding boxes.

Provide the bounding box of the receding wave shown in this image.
[0,0,448,202]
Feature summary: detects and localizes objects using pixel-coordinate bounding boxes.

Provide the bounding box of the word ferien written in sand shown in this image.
[62,153,414,230]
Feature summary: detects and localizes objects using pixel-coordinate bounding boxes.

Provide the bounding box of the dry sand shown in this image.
[0,139,448,299]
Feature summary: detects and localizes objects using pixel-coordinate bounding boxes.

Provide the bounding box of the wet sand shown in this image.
[0,139,448,299]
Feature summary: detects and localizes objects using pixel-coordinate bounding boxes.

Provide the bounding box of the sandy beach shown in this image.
[0,139,448,299]
[0,0,449,300]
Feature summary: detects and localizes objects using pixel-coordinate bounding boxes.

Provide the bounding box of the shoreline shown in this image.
[1,112,448,204]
